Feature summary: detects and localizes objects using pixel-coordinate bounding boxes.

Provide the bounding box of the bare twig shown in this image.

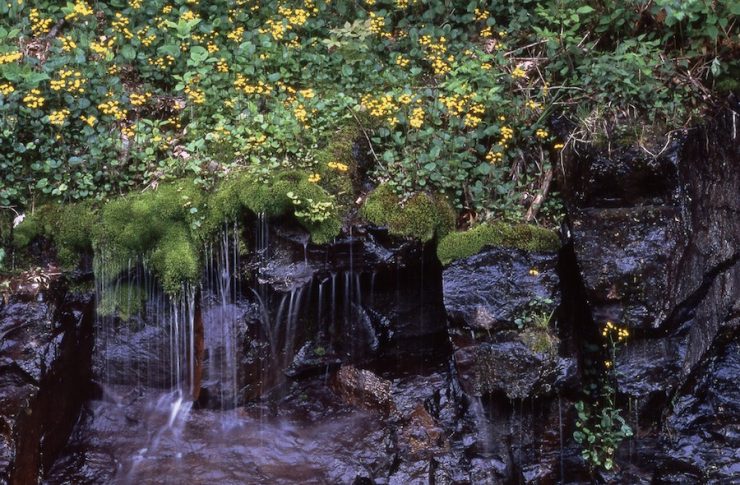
[525,164,554,222]
[347,107,384,171]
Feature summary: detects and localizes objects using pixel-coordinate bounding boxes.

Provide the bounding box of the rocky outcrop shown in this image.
[0,279,94,484]
[563,105,740,480]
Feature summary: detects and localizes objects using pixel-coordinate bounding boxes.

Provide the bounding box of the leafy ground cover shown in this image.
[0,0,737,269]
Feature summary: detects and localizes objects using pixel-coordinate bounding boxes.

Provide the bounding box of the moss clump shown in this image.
[12,213,42,249]
[150,226,200,293]
[361,184,455,242]
[436,222,560,265]
[204,170,342,245]
[13,202,97,268]
[97,282,146,320]
[95,180,203,294]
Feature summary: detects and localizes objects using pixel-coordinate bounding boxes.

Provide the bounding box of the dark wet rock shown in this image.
[453,337,558,399]
[656,323,740,483]
[443,247,559,333]
[0,280,94,484]
[562,105,740,479]
[569,205,681,330]
[331,365,394,414]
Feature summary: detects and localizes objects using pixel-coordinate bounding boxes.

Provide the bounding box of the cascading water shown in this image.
[49,217,454,484]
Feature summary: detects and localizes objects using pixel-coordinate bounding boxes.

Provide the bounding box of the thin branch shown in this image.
[347,106,384,171]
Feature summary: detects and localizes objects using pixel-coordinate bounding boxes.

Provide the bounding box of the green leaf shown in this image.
[121,45,136,60]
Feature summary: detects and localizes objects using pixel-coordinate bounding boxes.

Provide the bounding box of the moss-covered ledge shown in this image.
[360,183,455,242]
[12,170,343,294]
[436,222,561,266]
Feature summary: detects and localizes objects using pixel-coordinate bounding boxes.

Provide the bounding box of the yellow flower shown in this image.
[535,128,549,139]
[512,66,527,78]
[529,268,540,276]
[409,107,424,128]
[0,82,14,96]
[0,51,23,64]
[80,114,97,127]
[308,173,321,183]
[328,161,349,172]
[129,92,151,106]
[48,109,70,126]
[553,143,565,150]
[23,89,45,109]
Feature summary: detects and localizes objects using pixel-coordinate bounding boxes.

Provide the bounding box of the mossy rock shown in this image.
[13,202,97,268]
[437,222,560,265]
[361,184,455,242]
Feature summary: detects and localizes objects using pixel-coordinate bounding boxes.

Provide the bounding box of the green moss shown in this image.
[12,214,42,248]
[361,184,455,242]
[436,222,561,265]
[521,327,559,357]
[97,282,146,320]
[150,226,200,293]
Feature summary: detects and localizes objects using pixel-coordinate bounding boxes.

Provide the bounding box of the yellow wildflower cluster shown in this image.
[553,143,565,150]
[0,51,22,64]
[130,0,142,8]
[0,82,14,96]
[308,173,321,183]
[526,100,542,110]
[535,128,549,139]
[59,36,77,52]
[500,125,514,144]
[184,84,206,105]
[65,0,94,21]
[486,124,514,163]
[23,89,45,109]
[395,54,410,68]
[278,6,311,27]
[328,161,349,172]
[260,19,287,40]
[121,124,136,139]
[137,27,157,47]
[162,4,173,13]
[48,109,70,126]
[474,8,490,21]
[234,74,270,95]
[480,26,493,38]
[91,37,116,58]
[298,88,315,99]
[80,114,96,127]
[181,10,199,22]
[293,104,309,124]
[30,9,54,36]
[112,12,133,39]
[50,69,86,95]
[409,107,425,128]
[602,321,629,342]
[420,35,452,75]
[512,66,527,78]
[98,99,127,120]
[216,58,229,73]
[368,12,390,38]
[529,268,540,276]
[129,92,151,106]
[395,0,418,9]
[227,26,245,42]
[361,94,398,124]
[148,55,176,69]
[464,103,485,128]
[439,93,477,117]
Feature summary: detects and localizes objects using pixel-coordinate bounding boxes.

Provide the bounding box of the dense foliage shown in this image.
[1,0,736,220]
